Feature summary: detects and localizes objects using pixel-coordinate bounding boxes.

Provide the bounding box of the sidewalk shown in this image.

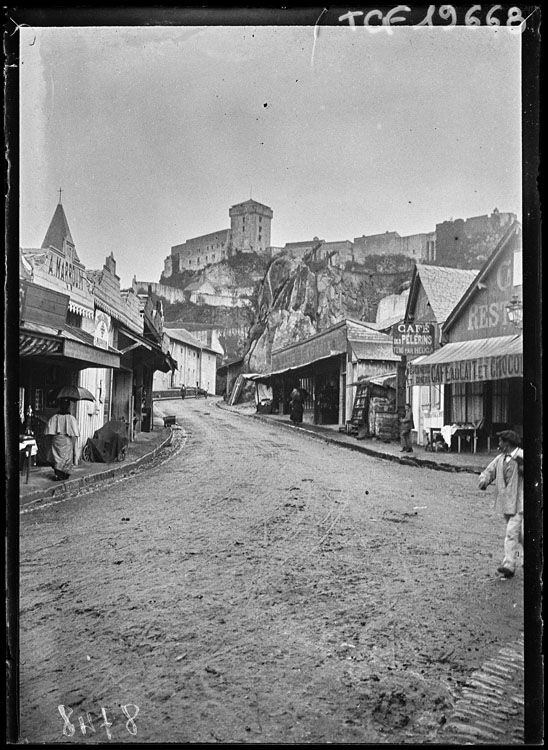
[19,409,176,509]
[218,401,488,475]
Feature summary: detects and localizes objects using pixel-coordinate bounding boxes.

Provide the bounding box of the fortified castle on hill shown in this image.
[161,199,516,280]
[163,199,273,277]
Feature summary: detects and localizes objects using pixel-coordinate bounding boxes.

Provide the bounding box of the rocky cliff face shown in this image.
[160,251,269,302]
[160,250,413,371]
[242,254,414,373]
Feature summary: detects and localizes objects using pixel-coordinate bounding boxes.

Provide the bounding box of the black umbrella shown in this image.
[53,385,95,402]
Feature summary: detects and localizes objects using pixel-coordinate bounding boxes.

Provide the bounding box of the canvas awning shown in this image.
[407,335,522,386]
[245,352,340,383]
[347,372,397,388]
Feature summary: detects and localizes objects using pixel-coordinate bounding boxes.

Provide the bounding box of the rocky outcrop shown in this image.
[160,251,269,302]
[243,254,414,373]
[158,250,414,372]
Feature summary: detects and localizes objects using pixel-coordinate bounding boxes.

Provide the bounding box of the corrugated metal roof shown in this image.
[408,335,522,367]
[416,265,478,324]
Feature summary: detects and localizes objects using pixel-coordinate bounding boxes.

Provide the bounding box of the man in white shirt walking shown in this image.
[478,429,524,578]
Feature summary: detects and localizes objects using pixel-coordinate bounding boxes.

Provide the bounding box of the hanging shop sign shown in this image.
[93,309,111,350]
[392,321,435,356]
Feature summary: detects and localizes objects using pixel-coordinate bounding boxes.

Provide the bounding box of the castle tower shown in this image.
[228,199,273,254]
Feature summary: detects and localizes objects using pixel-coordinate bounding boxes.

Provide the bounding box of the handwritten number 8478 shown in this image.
[58,704,139,739]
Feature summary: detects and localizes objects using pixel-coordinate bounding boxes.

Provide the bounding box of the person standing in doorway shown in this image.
[45,398,80,481]
[478,430,524,578]
[399,403,414,452]
[289,387,304,426]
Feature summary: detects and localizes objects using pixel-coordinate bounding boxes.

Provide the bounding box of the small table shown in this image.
[440,424,478,453]
[19,438,38,484]
[454,425,478,453]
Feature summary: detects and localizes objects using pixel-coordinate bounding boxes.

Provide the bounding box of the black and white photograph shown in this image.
[7,6,542,745]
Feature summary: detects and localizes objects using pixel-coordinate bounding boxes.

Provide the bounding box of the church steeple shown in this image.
[41,196,79,261]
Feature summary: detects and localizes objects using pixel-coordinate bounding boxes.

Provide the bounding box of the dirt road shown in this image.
[17,398,523,743]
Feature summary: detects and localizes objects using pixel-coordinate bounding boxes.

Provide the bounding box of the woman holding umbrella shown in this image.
[44,389,86,481]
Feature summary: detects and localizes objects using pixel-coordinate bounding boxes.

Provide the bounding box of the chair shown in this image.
[486,422,512,453]
[471,418,485,454]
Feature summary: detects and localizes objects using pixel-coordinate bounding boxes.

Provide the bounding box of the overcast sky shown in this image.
[19,22,522,288]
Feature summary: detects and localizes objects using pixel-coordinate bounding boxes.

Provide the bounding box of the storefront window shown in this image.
[451,382,484,423]
[451,383,466,422]
[491,379,510,423]
[467,381,483,422]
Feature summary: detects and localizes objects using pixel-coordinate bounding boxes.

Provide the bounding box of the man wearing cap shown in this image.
[478,430,524,578]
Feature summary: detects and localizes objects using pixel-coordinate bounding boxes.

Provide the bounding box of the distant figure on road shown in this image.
[399,403,414,453]
[289,388,304,426]
[180,384,186,400]
[478,430,524,579]
[45,398,80,481]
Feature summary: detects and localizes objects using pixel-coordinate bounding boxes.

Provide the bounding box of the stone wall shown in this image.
[435,210,516,269]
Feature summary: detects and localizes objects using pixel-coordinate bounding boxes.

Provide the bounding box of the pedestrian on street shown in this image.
[44,398,80,481]
[180,384,186,400]
[289,387,304,426]
[399,403,414,452]
[478,429,524,579]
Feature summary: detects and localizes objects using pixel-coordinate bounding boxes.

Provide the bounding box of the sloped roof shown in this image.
[415,264,478,324]
[345,318,394,342]
[41,203,80,261]
[166,327,211,350]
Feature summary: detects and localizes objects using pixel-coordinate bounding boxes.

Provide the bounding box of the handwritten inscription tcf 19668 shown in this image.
[338,6,528,31]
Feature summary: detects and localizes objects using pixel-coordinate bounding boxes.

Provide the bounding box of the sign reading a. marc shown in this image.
[46,248,86,290]
[392,321,435,356]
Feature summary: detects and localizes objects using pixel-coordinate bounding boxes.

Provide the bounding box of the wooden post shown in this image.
[396,356,407,412]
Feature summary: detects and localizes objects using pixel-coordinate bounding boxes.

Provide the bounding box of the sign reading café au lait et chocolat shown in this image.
[392,322,435,356]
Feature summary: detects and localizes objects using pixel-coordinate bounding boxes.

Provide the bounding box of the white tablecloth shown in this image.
[19,439,38,457]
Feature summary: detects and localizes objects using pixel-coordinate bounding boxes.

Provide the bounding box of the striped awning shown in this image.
[20,333,63,357]
[407,334,523,386]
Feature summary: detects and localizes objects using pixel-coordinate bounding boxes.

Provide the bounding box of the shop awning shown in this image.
[118,327,153,352]
[20,331,63,357]
[62,326,121,368]
[245,352,340,382]
[349,340,400,362]
[407,335,523,386]
[20,323,122,368]
[118,326,177,372]
[347,372,397,388]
